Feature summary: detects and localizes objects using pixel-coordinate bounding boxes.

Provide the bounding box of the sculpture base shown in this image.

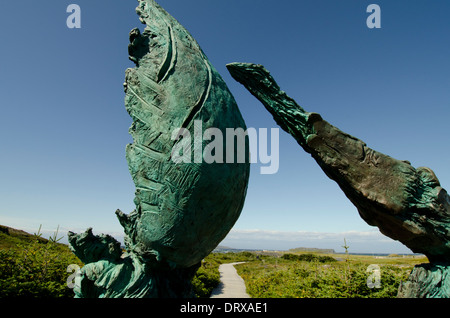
[68,228,199,298]
[398,263,450,298]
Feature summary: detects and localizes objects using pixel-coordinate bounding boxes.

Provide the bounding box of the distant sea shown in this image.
[341,252,425,257]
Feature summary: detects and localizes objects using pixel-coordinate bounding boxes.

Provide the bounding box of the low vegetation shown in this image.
[236,251,427,298]
[193,250,428,298]
[281,253,337,263]
[0,225,83,298]
[0,225,428,298]
[192,251,264,297]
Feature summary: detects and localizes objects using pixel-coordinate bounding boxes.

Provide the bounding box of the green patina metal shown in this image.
[67,0,249,298]
[227,62,450,298]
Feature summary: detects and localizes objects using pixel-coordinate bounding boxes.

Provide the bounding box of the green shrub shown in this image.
[0,227,83,298]
[191,265,221,298]
[282,253,337,263]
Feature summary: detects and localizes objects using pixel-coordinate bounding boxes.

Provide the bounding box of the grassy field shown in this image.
[0,224,238,298]
[232,251,428,298]
[0,225,83,297]
[193,250,428,298]
[0,225,428,298]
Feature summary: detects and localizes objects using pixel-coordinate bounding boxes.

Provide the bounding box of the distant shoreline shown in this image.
[213,246,424,257]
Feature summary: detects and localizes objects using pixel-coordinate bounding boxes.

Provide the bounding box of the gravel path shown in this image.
[210,262,250,298]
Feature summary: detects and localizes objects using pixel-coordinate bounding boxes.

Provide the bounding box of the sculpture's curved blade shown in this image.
[227,62,450,263]
[120,1,250,268]
[68,1,250,298]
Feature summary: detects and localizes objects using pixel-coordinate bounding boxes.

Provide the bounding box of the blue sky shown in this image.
[0,1,449,254]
